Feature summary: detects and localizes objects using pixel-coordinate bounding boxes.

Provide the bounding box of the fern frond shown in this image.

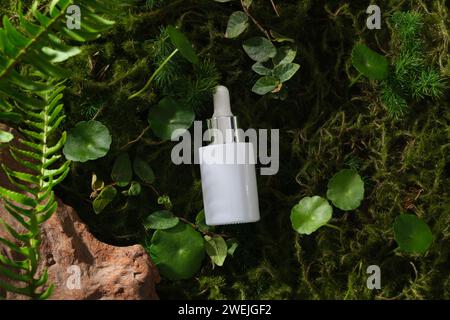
[0,0,116,120]
[0,0,116,299]
[0,84,69,298]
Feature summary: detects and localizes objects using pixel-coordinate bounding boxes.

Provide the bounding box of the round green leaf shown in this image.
[93,185,117,214]
[351,43,389,80]
[225,11,248,38]
[133,157,155,184]
[290,196,333,235]
[326,169,365,211]
[148,97,195,141]
[0,129,14,143]
[167,25,199,65]
[394,214,433,254]
[111,152,132,186]
[242,37,277,62]
[150,223,205,280]
[273,63,300,83]
[144,210,179,230]
[204,235,228,267]
[252,76,279,95]
[63,120,112,162]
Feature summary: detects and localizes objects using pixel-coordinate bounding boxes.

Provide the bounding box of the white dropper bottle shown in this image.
[199,85,260,226]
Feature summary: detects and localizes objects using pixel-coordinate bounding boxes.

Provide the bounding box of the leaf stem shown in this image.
[240,0,272,40]
[270,0,280,17]
[128,48,179,100]
[348,73,363,88]
[325,223,344,233]
[120,125,151,150]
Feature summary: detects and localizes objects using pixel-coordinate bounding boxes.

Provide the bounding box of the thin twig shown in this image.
[240,0,271,40]
[91,104,105,121]
[120,126,151,150]
[269,0,280,17]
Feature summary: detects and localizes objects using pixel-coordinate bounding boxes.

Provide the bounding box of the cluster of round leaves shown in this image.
[144,209,238,280]
[91,152,156,214]
[291,169,433,254]
[217,0,300,95]
[243,38,300,95]
[290,169,364,235]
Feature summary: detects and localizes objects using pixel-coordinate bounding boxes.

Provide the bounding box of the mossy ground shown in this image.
[2,0,447,299]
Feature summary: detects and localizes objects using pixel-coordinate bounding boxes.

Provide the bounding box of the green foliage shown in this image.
[326,169,365,211]
[204,235,228,267]
[290,196,332,235]
[144,210,179,230]
[167,25,199,65]
[0,129,13,143]
[0,0,115,299]
[133,157,155,184]
[251,76,279,95]
[149,223,205,280]
[111,152,133,186]
[352,12,447,117]
[394,214,433,254]
[225,11,248,39]
[195,209,215,233]
[125,181,141,196]
[218,1,300,96]
[148,96,195,141]
[291,169,364,235]
[90,153,156,213]
[63,120,112,162]
[129,26,202,99]
[142,207,238,279]
[351,44,389,80]
[0,86,69,299]
[242,37,277,62]
[92,185,117,214]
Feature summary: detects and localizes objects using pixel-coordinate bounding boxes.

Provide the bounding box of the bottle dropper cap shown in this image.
[207,85,240,144]
[213,85,233,117]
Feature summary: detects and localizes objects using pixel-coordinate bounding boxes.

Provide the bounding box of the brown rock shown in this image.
[0,124,160,299]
